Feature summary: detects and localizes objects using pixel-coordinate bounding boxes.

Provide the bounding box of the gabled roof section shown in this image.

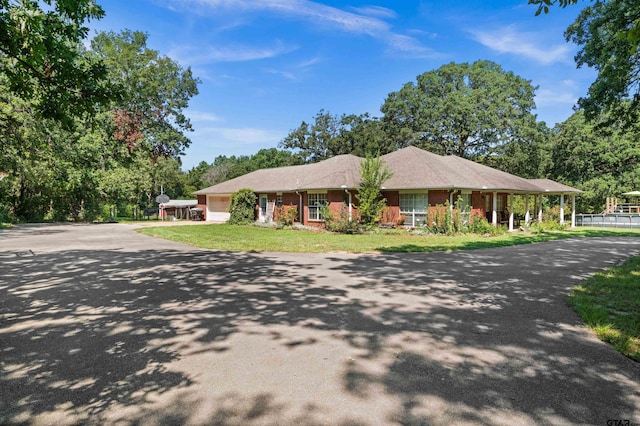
[194,146,582,195]
[194,154,363,195]
[381,147,542,192]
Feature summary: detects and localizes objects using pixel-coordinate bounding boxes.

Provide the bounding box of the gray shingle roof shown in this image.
[194,154,363,195]
[195,147,582,195]
[527,179,583,194]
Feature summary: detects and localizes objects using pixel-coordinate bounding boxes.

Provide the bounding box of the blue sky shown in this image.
[92,1,594,170]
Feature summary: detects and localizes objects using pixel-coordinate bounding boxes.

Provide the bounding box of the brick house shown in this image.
[194,146,582,229]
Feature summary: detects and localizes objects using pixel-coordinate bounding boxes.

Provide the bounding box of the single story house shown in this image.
[194,146,582,230]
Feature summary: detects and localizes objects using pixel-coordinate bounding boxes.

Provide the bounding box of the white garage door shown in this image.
[207,195,231,222]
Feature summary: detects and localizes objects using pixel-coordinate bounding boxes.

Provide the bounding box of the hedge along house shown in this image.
[194,146,582,230]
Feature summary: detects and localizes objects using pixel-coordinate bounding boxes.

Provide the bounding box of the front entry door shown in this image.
[259,194,268,222]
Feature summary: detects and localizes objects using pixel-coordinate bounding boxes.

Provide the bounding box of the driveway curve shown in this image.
[1,223,639,425]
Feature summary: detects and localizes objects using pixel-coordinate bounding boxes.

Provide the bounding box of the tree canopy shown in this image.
[380,60,539,159]
[532,0,640,128]
[548,110,640,212]
[0,0,113,124]
[279,110,389,163]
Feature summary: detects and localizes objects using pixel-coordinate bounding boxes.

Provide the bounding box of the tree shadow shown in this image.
[329,237,640,424]
[1,237,640,424]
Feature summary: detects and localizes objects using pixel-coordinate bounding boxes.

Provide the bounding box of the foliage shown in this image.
[228,188,256,225]
[90,30,199,160]
[467,209,494,235]
[279,110,391,163]
[201,148,300,185]
[548,111,640,213]
[0,0,113,124]
[0,29,199,223]
[569,255,640,361]
[357,154,393,228]
[484,120,551,179]
[380,60,539,159]
[566,0,640,128]
[380,207,405,227]
[320,204,360,234]
[533,0,640,128]
[276,205,298,226]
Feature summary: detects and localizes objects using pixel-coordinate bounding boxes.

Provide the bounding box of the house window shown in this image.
[308,192,327,221]
[497,195,505,212]
[400,192,428,227]
[276,194,283,208]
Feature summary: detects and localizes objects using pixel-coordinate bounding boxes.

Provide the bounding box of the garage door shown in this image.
[207,195,231,222]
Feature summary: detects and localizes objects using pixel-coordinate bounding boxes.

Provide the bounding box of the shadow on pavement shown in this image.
[0,237,639,424]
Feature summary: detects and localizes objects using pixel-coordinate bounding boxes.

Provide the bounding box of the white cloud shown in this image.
[172,0,434,56]
[349,5,397,20]
[471,25,572,65]
[266,56,323,81]
[169,41,296,65]
[187,111,223,122]
[535,88,578,107]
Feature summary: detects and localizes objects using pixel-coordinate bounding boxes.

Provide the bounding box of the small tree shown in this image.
[228,188,256,225]
[357,154,393,228]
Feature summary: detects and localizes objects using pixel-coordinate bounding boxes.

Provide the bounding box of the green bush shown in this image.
[357,154,392,228]
[276,205,298,226]
[0,203,13,224]
[467,208,494,234]
[320,204,360,234]
[229,188,257,225]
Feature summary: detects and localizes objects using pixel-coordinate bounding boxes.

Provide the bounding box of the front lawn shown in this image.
[569,256,640,362]
[137,224,640,254]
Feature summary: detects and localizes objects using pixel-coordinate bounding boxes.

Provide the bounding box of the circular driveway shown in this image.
[1,223,640,425]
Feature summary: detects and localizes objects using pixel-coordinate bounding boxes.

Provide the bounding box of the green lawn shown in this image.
[569,256,640,362]
[137,224,640,254]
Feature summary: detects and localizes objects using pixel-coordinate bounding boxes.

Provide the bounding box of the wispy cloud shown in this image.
[172,0,435,56]
[266,56,323,81]
[187,111,223,122]
[535,89,577,107]
[169,41,296,65]
[471,25,571,65]
[349,5,397,20]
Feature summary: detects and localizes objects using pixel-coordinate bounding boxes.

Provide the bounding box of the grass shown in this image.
[137,224,640,254]
[569,256,640,362]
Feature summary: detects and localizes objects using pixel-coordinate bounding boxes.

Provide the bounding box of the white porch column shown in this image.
[560,194,565,225]
[525,195,531,226]
[538,194,543,223]
[571,194,576,228]
[509,193,514,231]
[492,192,498,226]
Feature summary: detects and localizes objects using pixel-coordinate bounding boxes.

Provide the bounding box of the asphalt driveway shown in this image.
[1,223,640,425]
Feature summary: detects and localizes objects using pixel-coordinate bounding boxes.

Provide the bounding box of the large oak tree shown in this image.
[380,60,539,159]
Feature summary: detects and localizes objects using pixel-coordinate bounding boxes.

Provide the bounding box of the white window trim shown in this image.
[399,192,429,227]
[308,192,328,221]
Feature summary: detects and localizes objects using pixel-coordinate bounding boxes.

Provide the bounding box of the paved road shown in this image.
[1,223,640,425]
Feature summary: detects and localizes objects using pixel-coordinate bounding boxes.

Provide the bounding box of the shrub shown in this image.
[320,203,360,234]
[357,154,392,228]
[229,188,257,225]
[277,205,298,226]
[467,208,494,234]
[380,207,405,228]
